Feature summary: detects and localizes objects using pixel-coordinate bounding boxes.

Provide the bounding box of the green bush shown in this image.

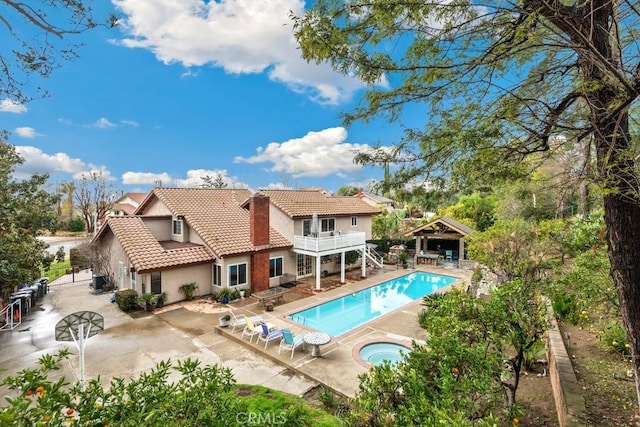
[551,291,579,324]
[115,289,139,311]
[598,320,629,355]
[67,217,85,232]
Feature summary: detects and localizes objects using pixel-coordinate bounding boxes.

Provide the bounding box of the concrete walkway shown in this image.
[0,276,316,398]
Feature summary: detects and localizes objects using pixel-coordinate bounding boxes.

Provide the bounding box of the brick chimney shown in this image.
[357,188,363,199]
[250,194,270,247]
[250,194,270,292]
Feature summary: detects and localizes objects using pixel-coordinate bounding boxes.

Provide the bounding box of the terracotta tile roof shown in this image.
[127,192,148,204]
[145,188,291,256]
[103,216,215,272]
[111,202,137,215]
[254,189,381,218]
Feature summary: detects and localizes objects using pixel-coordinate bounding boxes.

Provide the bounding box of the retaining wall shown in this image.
[545,301,588,426]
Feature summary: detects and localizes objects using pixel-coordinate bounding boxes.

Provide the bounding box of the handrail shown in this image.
[293,231,366,252]
[0,299,21,331]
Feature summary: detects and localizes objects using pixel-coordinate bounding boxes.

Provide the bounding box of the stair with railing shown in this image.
[360,246,384,268]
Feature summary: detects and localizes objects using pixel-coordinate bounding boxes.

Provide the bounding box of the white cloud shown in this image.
[234,127,371,178]
[122,171,173,185]
[72,166,115,181]
[0,99,27,113]
[122,168,250,189]
[13,146,86,179]
[14,127,43,138]
[112,0,364,105]
[93,117,117,128]
[58,117,73,125]
[120,119,139,127]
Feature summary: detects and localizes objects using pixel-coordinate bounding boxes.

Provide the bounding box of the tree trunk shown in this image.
[593,107,640,407]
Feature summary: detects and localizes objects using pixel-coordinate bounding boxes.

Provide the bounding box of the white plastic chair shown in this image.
[229,310,263,333]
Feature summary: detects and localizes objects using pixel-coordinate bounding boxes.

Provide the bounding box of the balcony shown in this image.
[293,231,366,254]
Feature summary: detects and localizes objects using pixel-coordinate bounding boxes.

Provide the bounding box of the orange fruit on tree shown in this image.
[452,367,459,375]
[25,389,33,396]
[43,415,51,422]
[66,407,75,415]
[36,386,44,394]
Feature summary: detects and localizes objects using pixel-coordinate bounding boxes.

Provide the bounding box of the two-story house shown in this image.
[252,189,383,290]
[91,187,381,303]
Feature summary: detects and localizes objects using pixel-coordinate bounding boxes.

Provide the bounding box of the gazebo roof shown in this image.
[404,215,474,237]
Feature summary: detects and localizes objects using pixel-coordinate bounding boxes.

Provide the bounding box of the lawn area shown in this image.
[40,258,71,283]
[236,384,341,426]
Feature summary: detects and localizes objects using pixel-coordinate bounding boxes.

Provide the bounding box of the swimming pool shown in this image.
[286,272,456,336]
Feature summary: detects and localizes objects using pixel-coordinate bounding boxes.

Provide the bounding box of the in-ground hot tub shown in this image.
[357,342,411,367]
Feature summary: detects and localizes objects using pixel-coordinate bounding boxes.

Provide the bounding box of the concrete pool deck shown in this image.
[0,264,470,401]
[214,265,472,397]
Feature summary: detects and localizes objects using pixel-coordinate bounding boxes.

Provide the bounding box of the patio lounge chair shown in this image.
[278,329,305,359]
[229,310,263,333]
[257,323,284,349]
[240,316,262,343]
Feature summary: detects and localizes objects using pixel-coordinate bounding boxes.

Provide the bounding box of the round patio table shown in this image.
[304,332,331,357]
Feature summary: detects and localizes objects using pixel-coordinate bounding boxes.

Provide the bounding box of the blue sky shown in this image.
[1,0,408,194]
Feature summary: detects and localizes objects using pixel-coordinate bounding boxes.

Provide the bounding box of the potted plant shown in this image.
[219,314,231,327]
[239,289,246,299]
[155,292,168,308]
[217,287,233,304]
[139,293,157,312]
[178,282,198,300]
[398,252,409,268]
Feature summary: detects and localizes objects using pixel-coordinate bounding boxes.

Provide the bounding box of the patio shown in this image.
[213,264,472,397]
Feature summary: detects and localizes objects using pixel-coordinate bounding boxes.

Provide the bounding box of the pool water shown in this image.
[359,342,411,365]
[286,272,456,336]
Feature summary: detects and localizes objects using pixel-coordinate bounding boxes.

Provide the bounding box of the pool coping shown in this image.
[215,264,472,398]
[281,270,460,339]
[352,339,413,369]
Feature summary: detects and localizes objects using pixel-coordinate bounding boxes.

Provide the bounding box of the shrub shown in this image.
[551,291,579,324]
[318,386,339,409]
[115,289,139,312]
[178,282,198,300]
[598,320,630,355]
[67,217,85,232]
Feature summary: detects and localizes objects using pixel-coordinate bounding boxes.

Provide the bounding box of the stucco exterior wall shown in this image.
[157,264,213,303]
[142,198,171,216]
[144,217,171,241]
[269,206,294,240]
[97,232,130,291]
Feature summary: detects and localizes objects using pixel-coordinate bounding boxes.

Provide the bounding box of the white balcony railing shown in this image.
[293,231,366,253]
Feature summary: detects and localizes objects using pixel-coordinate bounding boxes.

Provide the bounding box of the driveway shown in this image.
[0,280,317,397]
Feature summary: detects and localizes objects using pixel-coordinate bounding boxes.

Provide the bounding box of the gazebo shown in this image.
[404,216,474,266]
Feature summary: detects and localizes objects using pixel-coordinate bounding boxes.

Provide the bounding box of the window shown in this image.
[351,216,358,227]
[269,257,283,278]
[302,219,311,236]
[228,263,247,287]
[151,271,162,294]
[321,218,335,232]
[172,219,183,235]
[212,263,222,286]
[130,268,136,291]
